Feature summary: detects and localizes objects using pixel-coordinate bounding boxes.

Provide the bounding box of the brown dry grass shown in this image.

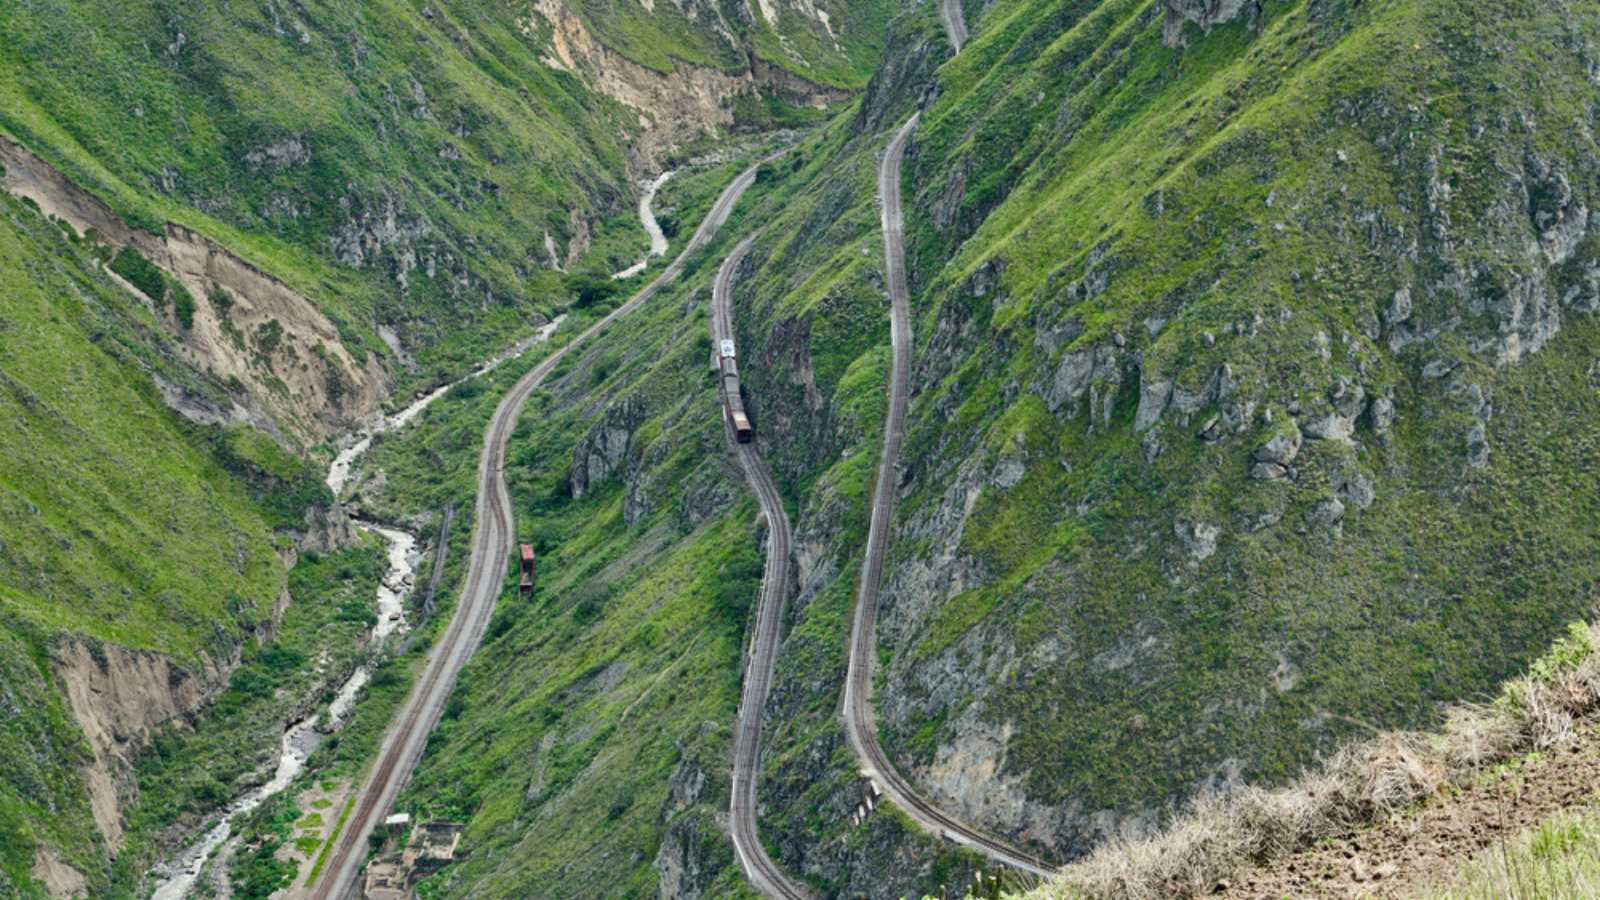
[1012,621,1600,900]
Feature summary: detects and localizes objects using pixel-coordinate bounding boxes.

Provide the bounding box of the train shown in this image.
[518,544,536,598]
[716,339,753,443]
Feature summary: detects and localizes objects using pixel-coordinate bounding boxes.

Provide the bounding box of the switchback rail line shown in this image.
[840,113,1055,878]
[713,237,811,900]
[311,159,769,899]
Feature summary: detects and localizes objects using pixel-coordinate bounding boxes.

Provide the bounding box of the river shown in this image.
[612,170,675,280]
[149,319,562,897]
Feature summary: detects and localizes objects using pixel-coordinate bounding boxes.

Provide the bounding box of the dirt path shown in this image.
[1222,719,1600,899]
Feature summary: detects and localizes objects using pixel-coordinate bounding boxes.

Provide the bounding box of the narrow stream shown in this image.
[148,521,415,900]
[150,319,562,897]
[612,170,675,280]
[327,316,565,496]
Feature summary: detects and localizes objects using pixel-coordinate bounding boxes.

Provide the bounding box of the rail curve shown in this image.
[713,237,812,900]
[840,113,1055,878]
[311,158,770,900]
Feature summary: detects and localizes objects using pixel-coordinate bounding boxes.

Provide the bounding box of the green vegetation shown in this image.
[838,0,1600,859]
[228,794,301,899]
[0,628,100,896]
[0,0,890,394]
[0,194,286,661]
[107,247,165,301]
[0,185,296,892]
[571,0,891,89]
[108,543,384,890]
[9,0,1600,893]
[0,0,607,385]
[305,796,355,885]
[0,0,894,893]
[1427,811,1600,900]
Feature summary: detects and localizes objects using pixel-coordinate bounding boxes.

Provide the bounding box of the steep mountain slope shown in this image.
[0,190,312,895]
[9,0,1600,897]
[343,12,999,895]
[0,0,885,399]
[0,1,888,896]
[648,0,1600,891]
[868,0,1600,862]
[262,0,1600,893]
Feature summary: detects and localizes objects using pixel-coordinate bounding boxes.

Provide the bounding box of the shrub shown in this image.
[564,272,620,309]
[337,599,377,626]
[109,247,166,301]
[170,281,196,329]
[254,319,284,355]
[209,283,234,318]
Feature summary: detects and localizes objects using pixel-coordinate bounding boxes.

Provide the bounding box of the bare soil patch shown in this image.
[1221,720,1600,899]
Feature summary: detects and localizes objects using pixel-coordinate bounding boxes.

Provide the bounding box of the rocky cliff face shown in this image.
[51,580,291,856]
[651,0,1600,883]
[0,137,390,447]
[1163,0,1263,45]
[526,0,852,165]
[846,0,1600,862]
[53,640,232,852]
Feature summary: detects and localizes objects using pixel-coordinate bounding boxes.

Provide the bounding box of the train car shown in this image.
[719,355,753,443]
[518,544,536,598]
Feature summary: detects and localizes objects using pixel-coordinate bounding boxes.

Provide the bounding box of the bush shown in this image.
[254,319,284,355]
[257,645,306,674]
[109,247,166,301]
[337,599,378,626]
[170,281,196,329]
[564,273,620,309]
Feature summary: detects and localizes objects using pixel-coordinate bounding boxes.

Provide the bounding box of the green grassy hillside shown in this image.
[862,0,1600,860]
[10,0,1600,895]
[573,0,893,89]
[345,155,779,898]
[0,190,293,893]
[0,2,890,892]
[0,194,289,663]
[535,0,1600,886]
[0,0,628,380]
[0,0,887,391]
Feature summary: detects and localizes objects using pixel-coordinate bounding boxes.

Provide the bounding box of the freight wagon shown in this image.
[717,341,752,443]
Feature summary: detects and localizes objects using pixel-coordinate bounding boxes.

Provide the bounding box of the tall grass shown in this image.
[1011,621,1600,900]
[1425,812,1600,900]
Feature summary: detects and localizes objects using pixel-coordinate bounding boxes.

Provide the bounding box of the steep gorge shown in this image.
[0,0,882,895]
[7,0,1600,897]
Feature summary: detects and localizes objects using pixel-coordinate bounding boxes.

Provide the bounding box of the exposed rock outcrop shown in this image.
[524,0,849,165]
[1163,0,1262,46]
[652,723,730,900]
[0,136,390,447]
[53,640,231,851]
[570,396,648,499]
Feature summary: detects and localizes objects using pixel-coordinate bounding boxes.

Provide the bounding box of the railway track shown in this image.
[311,157,770,900]
[712,237,811,900]
[840,113,1055,879]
